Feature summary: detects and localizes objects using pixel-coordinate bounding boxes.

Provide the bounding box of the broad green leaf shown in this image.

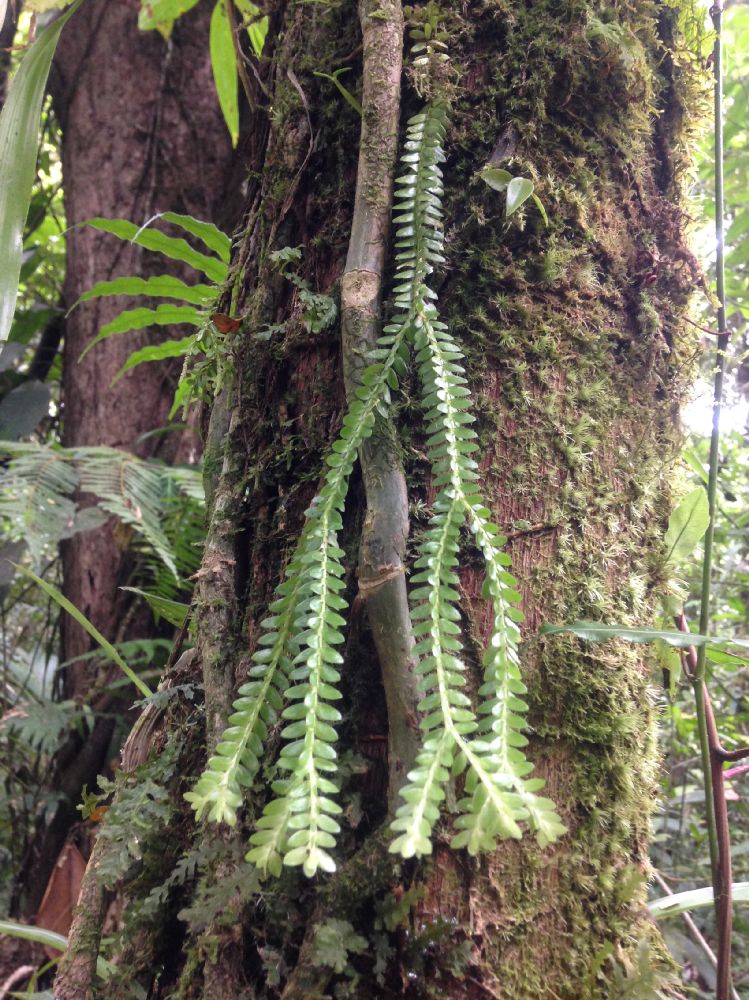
[18,568,152,698]
[115,335,197,379]
[138,0,201,35]
[210,0,239,148]
[0,0,84,342]
[664,487,709,565]
[0,919,114,980]
[649,882,749,918]
[81,305,203,358]
[121,587,189,627]
[480,167,512,192]
[0,380,50,439]
[160,212,231,263]
[76,275,215,308]
[506,177,534,217]
[84,217,227,283]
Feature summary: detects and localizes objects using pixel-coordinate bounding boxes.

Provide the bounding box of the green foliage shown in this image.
[311,919,368,974]
[0,0,83,342]
[210,1,239,147]
[187,51,564,877]
[0,442,203,580]
[664,487,709,567]
[19,568,153,698]
[270,247,338,333]
[90,741,181,887]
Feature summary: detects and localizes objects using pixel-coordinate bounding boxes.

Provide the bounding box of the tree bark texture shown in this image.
[49,0,236,689]
[58,0,702,996]
[19,0,238,917]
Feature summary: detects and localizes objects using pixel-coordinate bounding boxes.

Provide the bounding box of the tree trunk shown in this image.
[57,0,701,996]
[50,0,236,692]
[17,0,238,917]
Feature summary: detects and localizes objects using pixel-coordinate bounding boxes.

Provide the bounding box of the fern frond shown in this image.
[76,448,179,578]
[0,443,200,579]
[189,325,411,875]
[0,443,78,563]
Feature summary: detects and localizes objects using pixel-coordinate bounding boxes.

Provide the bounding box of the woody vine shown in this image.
[185,2,566,878]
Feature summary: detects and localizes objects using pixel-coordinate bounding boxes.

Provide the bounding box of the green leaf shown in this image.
[121,587,189,627]
[115,335,197,379]
[480,167,512,192]
[682,445,709,485]
[664,487,709,565]
[84,218,227,283]
[18,568,152,698]
[160,212,231,263]
[0,0,84,342]
[0,920,114,980]
[531,193,548,226]
[210,0,239,147]
[540,620,749,650]
[81,305,203,359]
[505,177,534,217]
[138,0,201,35]
[234,0,269,56]
[75,275,215,308]
[312,69,362,116]
[649,882,749,918]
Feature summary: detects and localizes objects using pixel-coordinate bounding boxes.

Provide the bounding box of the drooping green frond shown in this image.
[192,323,412,876]
[187,28,564,875]
[0,443,202,580]
[0,443,79,563]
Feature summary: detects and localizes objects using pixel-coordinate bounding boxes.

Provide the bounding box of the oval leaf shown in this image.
[505,176,534,217]
[664,486,709,566]
[481,167,512,192]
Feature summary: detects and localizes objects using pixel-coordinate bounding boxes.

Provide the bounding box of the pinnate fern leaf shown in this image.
[187,61,565,874]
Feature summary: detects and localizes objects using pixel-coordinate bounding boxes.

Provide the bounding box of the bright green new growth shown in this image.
[186,78,565,876]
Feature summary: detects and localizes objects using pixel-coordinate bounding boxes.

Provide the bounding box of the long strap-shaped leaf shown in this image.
[0,0,85,342]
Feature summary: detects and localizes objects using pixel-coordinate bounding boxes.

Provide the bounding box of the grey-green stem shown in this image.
[341,0,420,810]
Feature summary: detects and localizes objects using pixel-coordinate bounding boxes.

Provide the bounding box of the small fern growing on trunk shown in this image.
[185,8,565,877]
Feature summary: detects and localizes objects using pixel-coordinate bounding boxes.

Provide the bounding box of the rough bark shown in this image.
[17,0,238,918]
[49,0,235,691]
[58,0,702,997]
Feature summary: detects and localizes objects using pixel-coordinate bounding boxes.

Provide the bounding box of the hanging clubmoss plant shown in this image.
[185,3,565,878]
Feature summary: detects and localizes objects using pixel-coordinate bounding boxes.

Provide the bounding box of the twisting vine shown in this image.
[186,2,565,877]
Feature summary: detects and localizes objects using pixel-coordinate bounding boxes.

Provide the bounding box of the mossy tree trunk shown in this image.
[57,0,701,997]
